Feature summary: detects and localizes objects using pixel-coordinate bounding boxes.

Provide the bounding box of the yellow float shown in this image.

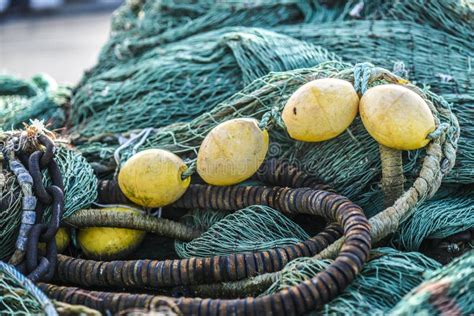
[118,149,190,207]
[197,118,269,186]
[282,78,359,142]
[38,227,70,254]
[360,84,435,150]
[77,207,146,260]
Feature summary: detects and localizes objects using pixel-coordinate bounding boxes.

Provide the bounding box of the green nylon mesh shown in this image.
[175,206,309,258]
[88,0,314,77]
[0,169,22,261]
[71,28,338,136]
[394,185,474,251]
[0,74,69,131]
[87,0,472,82]
[389,250,474,315]
[266,247,441,315]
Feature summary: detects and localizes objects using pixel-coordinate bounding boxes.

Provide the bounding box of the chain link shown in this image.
[7,133,64,282]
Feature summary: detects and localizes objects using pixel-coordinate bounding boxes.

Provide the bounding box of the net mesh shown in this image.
[389,250,474,315]
[0,74,69,131]
[71,28,338,137]
[175,206,310,258]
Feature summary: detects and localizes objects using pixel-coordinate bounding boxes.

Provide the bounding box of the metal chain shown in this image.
[7,134,64,282]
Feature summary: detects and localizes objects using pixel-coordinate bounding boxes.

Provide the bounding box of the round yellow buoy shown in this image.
[197,118,269,186]
[77,207,145,260]
[38,227,70,254]
[282,78,359,142]
[360,84,435,150]
[118,149,190,207]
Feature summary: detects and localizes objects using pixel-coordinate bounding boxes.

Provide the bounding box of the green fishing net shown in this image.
[395,185,474,252]
[0,74,70,131]
[89,0,318,76]
[175,206,310,258]
[0,169,22,261]
[0,261,56,315]
[266,247,441,315]
[71,28,338,136]
[390,250,474,315]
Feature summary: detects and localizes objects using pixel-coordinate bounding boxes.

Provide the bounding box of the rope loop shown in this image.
[427,123,449,140]
[353,62,375,95]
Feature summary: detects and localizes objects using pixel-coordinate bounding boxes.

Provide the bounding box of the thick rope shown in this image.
[63,208,201,241]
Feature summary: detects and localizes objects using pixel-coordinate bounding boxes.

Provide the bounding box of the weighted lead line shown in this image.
[46,183,371,315]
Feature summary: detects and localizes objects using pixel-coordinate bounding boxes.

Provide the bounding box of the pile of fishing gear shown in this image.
[0,0,472,315]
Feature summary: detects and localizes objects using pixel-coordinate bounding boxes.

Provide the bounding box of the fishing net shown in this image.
[279,21,472,98]
[390,250,474,315]
[71,28,338,137]
[266,247,441,315]
[395,185,474,252]
[345,0,474,42]
[89,0,321,76]
[0,142,97,261]
[0,169,22,261]
[0,74,70,131]
[0,261,56,315]
[175,206,310,258]
[82,0,472,83]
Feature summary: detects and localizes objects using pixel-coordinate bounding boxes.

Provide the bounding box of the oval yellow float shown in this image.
[282,78,359,142]
[118,149,190,207]
[197,118,269,186]
[360,84,435,150]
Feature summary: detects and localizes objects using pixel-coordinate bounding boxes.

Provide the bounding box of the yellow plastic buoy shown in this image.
[78,207,145,260]
[360,84,435,150]
[282,78,359,142]
[197,118,269,186]
[118,149,190,207]
[38,227,70,253]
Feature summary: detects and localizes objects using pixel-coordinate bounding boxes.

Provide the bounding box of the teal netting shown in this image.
[0,261,57,315]
[42,145,98,219]
[175,206,310,258]
[0,74,69,130]
[395,185,474,251]
[89,0,321,76]
[71,28,338,136]
[266,247,441,315]
[0,168,22,261]
[390,250,474,315]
